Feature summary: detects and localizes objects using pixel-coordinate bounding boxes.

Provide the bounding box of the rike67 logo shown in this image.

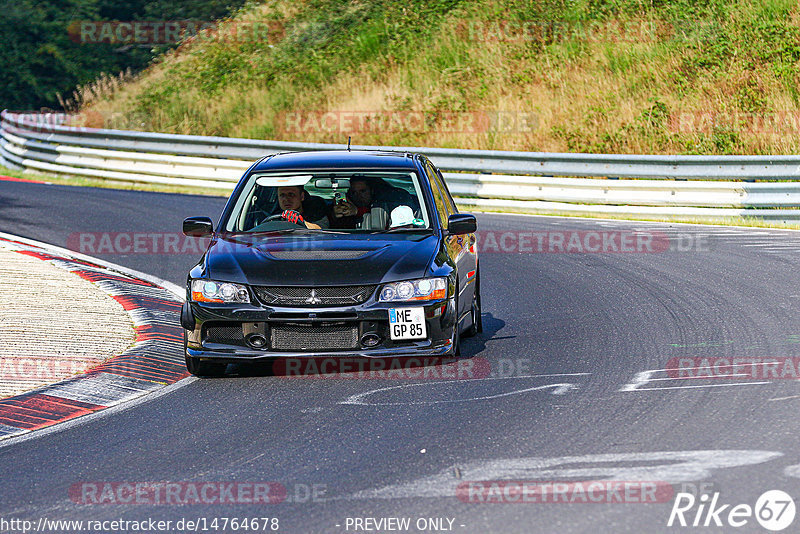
[668,490,796,531]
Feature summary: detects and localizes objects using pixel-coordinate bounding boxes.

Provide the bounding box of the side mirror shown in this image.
[447,213,477,235]
[183,216,214,237]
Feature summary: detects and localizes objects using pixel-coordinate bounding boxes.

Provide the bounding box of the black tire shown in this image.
[452,319,461,357]
[184,331,226,377]
[451,287,462,357]
[464,270,482,338]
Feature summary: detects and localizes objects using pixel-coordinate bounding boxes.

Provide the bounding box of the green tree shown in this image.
[0,0,246,110]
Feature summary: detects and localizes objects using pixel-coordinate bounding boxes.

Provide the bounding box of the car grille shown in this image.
[204,324,245,345]
[270,324,359,351]
[254,285,376,307]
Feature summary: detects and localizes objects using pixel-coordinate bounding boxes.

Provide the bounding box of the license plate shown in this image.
[388,307,427,340]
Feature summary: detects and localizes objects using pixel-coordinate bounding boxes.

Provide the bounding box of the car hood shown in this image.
[201,231,439,286]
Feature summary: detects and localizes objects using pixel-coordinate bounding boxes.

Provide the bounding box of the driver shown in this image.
[277,186,329,229]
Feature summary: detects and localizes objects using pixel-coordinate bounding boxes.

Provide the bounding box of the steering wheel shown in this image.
[244,205,273,229]
[264,213,306,226]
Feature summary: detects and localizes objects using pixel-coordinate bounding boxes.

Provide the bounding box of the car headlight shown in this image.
[379,278,447,302]
[191,279,250,303]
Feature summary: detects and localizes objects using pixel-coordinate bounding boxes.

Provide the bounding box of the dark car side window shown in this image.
[426,162,450,229]
[434,168,458,215]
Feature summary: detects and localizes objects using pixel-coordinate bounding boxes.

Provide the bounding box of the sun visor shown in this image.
[255,175,313,187]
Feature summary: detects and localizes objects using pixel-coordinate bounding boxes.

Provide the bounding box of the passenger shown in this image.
[331,177,417,229]
[331,177,374,228]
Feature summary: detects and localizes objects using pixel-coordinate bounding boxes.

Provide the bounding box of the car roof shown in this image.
[251,150,420,172]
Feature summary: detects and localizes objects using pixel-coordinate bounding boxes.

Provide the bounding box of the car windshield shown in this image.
[223,171,431,233]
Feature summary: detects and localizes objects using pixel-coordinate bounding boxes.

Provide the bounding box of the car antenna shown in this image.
[347,136,351,151]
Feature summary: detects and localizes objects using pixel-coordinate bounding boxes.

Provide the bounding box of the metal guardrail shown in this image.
[3,110,800,221]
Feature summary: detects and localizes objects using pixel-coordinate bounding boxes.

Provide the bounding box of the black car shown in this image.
[180,150,480,376]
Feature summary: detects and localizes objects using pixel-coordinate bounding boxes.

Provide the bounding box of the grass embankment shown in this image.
[76,0,800,155]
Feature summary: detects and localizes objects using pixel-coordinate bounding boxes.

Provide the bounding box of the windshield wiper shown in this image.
[306,229,351,234]
[246,227,302,236]
[375,227,433,234]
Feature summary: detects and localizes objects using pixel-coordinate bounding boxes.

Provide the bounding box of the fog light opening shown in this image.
[246,333,267,349]
[361,333,381,348]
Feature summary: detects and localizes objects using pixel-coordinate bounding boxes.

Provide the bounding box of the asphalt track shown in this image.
[4,180,800,532]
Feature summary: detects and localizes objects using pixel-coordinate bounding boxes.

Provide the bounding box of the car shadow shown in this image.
[459,312,506,359]
[223,312,506,379]
[0,194,35,224]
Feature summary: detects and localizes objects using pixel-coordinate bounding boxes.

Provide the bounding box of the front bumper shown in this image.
[183,296,458,363]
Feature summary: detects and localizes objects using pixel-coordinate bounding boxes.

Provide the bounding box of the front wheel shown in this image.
[451,319,461,357]
[463,271,482,338]
[449,286,461,357]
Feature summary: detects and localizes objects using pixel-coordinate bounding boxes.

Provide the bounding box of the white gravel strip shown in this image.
[0,249,135,398]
